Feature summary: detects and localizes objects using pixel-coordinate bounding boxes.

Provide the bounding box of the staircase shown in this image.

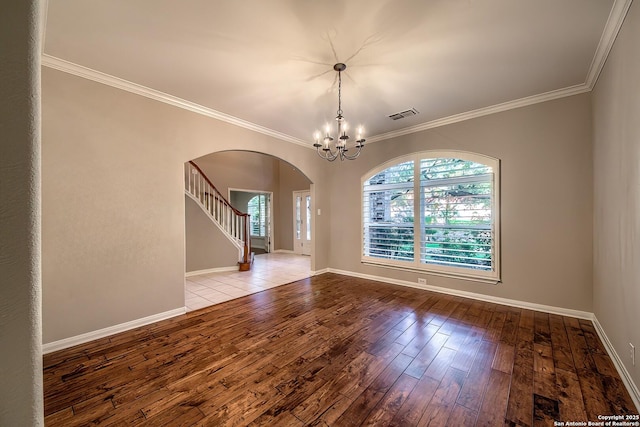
[184,161,252,271]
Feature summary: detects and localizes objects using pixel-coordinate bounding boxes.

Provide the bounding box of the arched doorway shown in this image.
[183,150,313,311]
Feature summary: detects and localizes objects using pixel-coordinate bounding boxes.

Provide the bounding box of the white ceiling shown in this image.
[43,0,627,145]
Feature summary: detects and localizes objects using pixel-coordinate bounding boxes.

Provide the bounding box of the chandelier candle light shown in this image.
[313,63,365,161]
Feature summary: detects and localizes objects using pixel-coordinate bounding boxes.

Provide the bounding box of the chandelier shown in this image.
[313,63,365,161]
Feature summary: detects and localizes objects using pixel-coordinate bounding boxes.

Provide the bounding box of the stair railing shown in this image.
[184,161,251,268]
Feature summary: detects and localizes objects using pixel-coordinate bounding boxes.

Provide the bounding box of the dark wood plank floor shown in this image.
[43,273,638,426]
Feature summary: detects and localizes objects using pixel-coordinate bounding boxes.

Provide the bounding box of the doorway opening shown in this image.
[183,150,312,269]
[293,190,312,256]
[183,150,314,312]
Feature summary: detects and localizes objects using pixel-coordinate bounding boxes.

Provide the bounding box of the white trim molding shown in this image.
[41,54,309,149]
[321,268,640,407]
[585,0,634,88]
[42,307,186,354]
[366,84,590,144]
[40,0,631,148]
[327,268,593,319]
[185,266,237,277]
[41,0,49,55]
[592,316,640,411]
[41,53,590,148]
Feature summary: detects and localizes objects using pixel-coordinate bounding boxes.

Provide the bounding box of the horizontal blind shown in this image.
[420,158,494,271]
[363,161,415,262]
[248,194,266,237]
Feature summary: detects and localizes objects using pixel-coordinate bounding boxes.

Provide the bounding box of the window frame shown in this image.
[361,150,501,284]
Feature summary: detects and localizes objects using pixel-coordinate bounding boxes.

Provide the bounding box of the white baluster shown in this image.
[206,183,210,212]
[187,164,191,193]
[232,212,235,238]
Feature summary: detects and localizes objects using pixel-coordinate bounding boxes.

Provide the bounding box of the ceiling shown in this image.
[43,0,627,146]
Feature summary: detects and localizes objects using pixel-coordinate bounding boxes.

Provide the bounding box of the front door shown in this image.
[293,190,311,255]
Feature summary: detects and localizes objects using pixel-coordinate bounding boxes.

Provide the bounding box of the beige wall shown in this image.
[42,68,329,344]
[185,195,239,272]
[0,1,43,425]
[42,64,594,345]
[195,151,279,196]
[327,93,594,311]
[593,1,640,391]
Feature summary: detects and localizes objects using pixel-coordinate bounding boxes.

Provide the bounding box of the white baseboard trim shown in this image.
[592,316,640,411]
[325,268,593,320]
[312,268,329,276]
[185,266,237,277]
[322,268,640,409]
[273,249,296,254]
[42,307,187,354]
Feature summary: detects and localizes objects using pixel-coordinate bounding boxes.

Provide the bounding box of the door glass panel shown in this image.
[296,196,301,239]
[306,195,311,241]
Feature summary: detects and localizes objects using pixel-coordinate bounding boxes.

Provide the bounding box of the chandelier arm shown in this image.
[325,145,340,159]
[341,145,363,160]
[316,146,338,161]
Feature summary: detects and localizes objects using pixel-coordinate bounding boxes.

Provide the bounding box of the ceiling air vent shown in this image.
[388,108,419,121]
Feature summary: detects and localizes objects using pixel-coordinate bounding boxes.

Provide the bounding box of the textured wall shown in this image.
[593,0,640,396]
[0,0,43,425]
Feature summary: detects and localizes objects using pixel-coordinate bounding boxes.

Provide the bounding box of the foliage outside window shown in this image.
[362,151,500,283]
[248,194,267,237]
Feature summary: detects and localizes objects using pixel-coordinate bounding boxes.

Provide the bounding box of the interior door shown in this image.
[293,190,311,255]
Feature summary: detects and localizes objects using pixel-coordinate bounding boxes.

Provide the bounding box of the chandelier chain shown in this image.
[313,62,365,161]
[337,69,342,116]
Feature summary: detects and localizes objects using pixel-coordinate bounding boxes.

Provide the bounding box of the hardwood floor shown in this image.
[43,273,638,426]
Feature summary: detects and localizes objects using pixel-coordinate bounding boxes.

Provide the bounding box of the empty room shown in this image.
[2,0,640,425]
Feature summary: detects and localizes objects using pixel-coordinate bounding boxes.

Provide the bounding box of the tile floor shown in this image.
[184,252,312,312]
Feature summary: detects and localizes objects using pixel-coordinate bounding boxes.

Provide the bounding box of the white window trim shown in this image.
[361,150,501,284]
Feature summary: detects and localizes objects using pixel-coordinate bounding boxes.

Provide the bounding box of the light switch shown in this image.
[317,208,321,215]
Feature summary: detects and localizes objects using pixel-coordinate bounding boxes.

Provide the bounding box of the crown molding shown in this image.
[585,0,633,89]
[42,0,631,147]
[366,83,591,143]
[367,0,632,144]
[41,54,311,149]
[40,0,49,55]
[42,52,591,148]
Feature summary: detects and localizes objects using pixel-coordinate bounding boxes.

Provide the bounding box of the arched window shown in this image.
[247,194,267,237]
[362,151,500,283]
